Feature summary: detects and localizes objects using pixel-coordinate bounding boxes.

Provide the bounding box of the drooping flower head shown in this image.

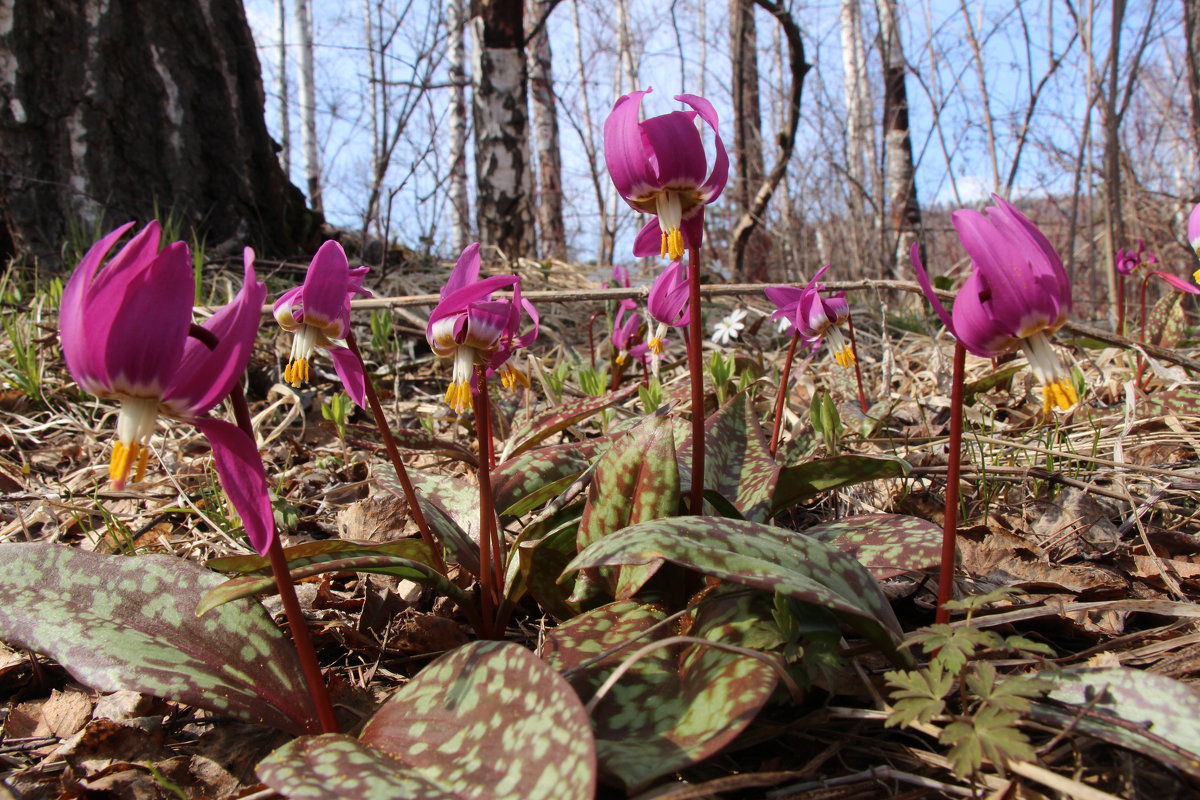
[1114,239,1157,276]
[427,243,538,412]
[1188,203,1200,283]
[604,88,728,262]
[611,299,643,365]
[61,222,275,553]
[273,241,371,406]
[911,194,1077,412]
[645,260,689,355]
[765,265,855,368]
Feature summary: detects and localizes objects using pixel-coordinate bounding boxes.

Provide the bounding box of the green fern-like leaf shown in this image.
[1003,634,1056,658]
[906,624,1002,674]
[969,664,1054,714]
[884,663,953,727]
[942,706,1036,778]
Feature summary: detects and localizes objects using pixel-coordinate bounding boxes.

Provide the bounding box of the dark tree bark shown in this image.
[0,0,316,267]
[471,0,537,259]
[876,0,921,281]
[729,0,769,280]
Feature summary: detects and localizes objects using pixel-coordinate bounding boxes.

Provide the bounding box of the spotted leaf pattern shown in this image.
[376,464,480,578]
[564,516,904,655]
[257,735,454,799]
[1145,292,1187,349]
[802,514,942,579]
[0,543,315,734]
[542,594,778,791]
[677,394,778,521]
[492,437,612,515]
[506,383,640,458]
[772,454,910,515]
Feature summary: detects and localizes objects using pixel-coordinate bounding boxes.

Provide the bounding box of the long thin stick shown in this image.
[686,249,706,514]
[936,342,967,624]
[346,333,445,575]
[229,386,339,734]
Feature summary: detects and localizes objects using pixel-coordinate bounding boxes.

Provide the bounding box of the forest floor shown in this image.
[1,254,1199,799]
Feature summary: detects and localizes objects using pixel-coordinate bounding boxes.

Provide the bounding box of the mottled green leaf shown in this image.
[257,735,454,799]
[1137,387,1200,418]
[1146,291,1186,348]
[802,513,942,579]
[963,364,1024,396]
[772,454,910,515]
[492,438,612,515]
[577,416,679,598]
[0,543,315,734]
[564,516,905,659]
[199,554,470,616]
[206,538,434,574]
[1035,667,1200,777]
[542,594,777,791]
[358,641,596,799]
[678,394,778,521]
[517,513,584,620]
[507,383,640,457]
[376,464,480,578]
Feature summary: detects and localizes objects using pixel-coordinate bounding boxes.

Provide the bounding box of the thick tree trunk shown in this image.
[526,0,565,260]
[276,0,290,176]
[0,0,314,265]
[840,0,874,278]
[448,0,472,252]
[471,0,536,259]
[295,0,322,216]
[876,0,921,280]
[730,0,768,281]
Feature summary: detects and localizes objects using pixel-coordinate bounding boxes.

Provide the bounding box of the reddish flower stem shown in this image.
[346,333,446,575]
[770,331,801,456]
[686,248,706,514]
[936,342,966,625]
[1115,273,1126,337]
[846,314,869,414]
[1136,274,1151,389]
[228,386,339,735]
[472,366,502,637]
[587,311,603,368]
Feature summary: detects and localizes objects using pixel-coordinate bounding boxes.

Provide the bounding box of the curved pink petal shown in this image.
[442,242,482,298]
[328,345,367,408]
[647,261,690,326]
[639,110,706,187]
[1189,203,1200,249]
[60,222,137,392]
[509,281,539,349]
[426,274,520,341]
[301,241,350,328]
[632,220,664,258]
[910,241,955,332]
[1152,271,1200,295]
[680,211,705,252]
[677,94,728,201]
[951,271,1018,357]
[193,417,275,555]
[603,89,657,199]
[163,248,267,416]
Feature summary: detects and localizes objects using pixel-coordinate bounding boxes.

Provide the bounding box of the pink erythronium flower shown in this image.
[273,240,372,406]
[645,260,689,356]
[608,264,632,289]
[911,194,1077,412]
[1187,203,1200,283]
[611,300,643,365]
[765,265,856,368]
[60,222,275,553]
[1114,239,1157,276]
[604,88,728,262]
[427,243,538,411]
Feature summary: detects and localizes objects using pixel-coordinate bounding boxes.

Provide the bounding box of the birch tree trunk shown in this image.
[276,0,290,176]
[448,0,472,252]
[471,0,536,259]
[295,0,322,215]
[730,0,768,280]
[526,0,566,260]
[840,0,873,277]
[876,0,921,280]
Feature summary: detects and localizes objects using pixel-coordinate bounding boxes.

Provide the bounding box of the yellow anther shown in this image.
[285,359,310,387]
[833,345,856,369]
[615,353,628,366]
[667,229,685,262]
[1042,379,1078,413]
[1194,267,1200,284]
[109,440,139,486]
[648,337,665,355]
[134,445,151,483]
[499,364,529,391]
[660,233,668,259]
[445,381,473,413]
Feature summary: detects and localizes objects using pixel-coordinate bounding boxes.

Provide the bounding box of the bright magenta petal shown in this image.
[677,93,728,201]
[603,89,657,199]
[1152,271,1200,295]
[328,346,366,407]
[442,242,482,299]
[61,222,137,393]
[639,110,706,187]
[632,220,664,258]
[301,241,350,328]
[910,242,955,332]
[194,417,275,556]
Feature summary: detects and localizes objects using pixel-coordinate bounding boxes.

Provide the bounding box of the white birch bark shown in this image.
[275,0,290,176]
[448,0,471,251]
[295,0,321,214]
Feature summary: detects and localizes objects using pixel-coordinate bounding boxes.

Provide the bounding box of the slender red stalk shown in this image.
[1136,274,1151,389]
[1115,273,1126,337]
[936,343,966,624]
[472,366,502,637]
[228,386,339,734]
[346,333,446,575]
[685,248,706,514]
[845,314,869,414]
[610,358,624,391]
[770,331,801,456]
[587,311,603,368]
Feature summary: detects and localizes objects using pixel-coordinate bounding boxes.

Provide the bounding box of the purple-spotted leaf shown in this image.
[199,554,470,616]
[356,641,596,799]
[963,364,1024,396]
[678,394,779,521]
[1137,387,1200,417]
[0,543,315,734]
[542,594,778,791]
[564,516,905,657]
[492,437,612,516]
[517,514,584,620]
[576,415,679,598]
[376,464,480,578]
[206,538,435,574]
[772,454,909,515]
[506,383,639,457]
[1146,292,1186,348]
[803,514,942,579]
[1036,667,1200,778]
[257,735,455,799]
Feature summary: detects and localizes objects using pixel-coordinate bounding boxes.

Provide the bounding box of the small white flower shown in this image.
[710,308,747,346]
